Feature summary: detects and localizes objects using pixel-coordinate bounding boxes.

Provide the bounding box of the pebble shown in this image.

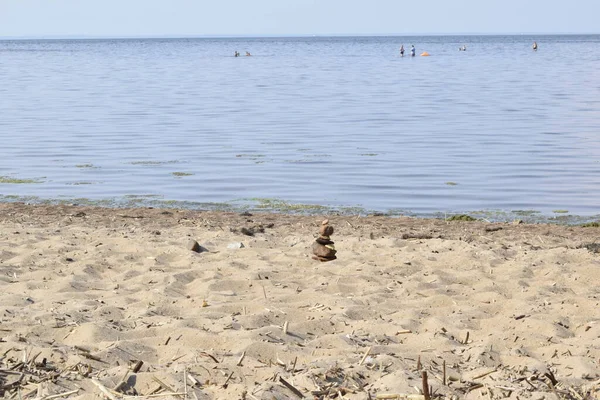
[187,239,208,253]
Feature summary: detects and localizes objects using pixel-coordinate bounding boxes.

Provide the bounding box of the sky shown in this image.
[1,0,599,38]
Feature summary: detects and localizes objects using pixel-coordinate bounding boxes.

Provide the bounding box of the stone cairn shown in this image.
[312,219,337,262]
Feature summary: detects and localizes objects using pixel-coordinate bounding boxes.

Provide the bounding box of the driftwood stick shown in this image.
[421,371,431,400]
[199,352,219,363]
[416,355,422,371]
[464,331,470,344]
[115,360,145,392]
[39,389,80,400]
[0,370,23,375]
[186,373,199,387]
[442,360,446,386]
[91,378,119,400]
[547,381,561,400]
[236,351,246,367]
[74,346,90,354]
[544,371,559,387]
[222,371,234,387]
[359,346,372,366]
[283,321,289,335]
[291,356,298,375]
[146,384,163,396]
[22,386,39,399]
[152,376,176,393]
[525,378,538,390]
[115,370,131,392]
[183,367,188,400]
[568,387,584,400]
[122,393,187,399]
[132,360,144,373]
[29,352,42,366]
[279,377,304,398]
[473,369,497,380]
[466,383,484,392]
[79,352,108,363]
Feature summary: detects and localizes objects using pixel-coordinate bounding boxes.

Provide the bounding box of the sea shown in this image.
[1,35,600,221]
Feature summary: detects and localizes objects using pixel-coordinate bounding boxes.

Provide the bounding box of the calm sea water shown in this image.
[1,35,600,219]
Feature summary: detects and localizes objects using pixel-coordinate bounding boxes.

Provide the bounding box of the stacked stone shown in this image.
[312,219,337,262]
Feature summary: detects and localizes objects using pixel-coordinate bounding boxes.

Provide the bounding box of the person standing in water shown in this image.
[533,41,538,51]
[410,45,416,57]
[400,45,405,57]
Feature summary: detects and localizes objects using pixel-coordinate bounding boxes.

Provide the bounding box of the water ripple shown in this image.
[1,35,600,216]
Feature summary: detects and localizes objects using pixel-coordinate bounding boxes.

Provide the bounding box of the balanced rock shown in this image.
[312,219,337,262]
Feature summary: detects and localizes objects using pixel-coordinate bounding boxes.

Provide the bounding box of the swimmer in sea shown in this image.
[410,45,415,57]
[533,41,538,51]
[234,51,240,57]
[245,51,251,56]
[400,45,405,57]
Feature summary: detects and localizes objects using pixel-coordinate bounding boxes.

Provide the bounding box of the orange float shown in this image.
[421,52,430,56]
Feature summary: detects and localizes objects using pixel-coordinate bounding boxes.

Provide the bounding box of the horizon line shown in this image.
[1,32,599,41]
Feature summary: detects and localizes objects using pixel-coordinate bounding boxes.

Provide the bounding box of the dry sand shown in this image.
[0,203,598,400]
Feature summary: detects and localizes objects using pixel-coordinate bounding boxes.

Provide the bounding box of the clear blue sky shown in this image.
[1,0,598,38]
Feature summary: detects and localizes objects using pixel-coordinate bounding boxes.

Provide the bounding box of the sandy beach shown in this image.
[0,203,598,400]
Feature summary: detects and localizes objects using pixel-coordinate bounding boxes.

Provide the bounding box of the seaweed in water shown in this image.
[580,221,600,228]
[446,214,478,222]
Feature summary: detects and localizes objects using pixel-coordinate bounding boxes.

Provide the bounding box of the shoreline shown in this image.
[1,203,598,399]
[1,197,599,225]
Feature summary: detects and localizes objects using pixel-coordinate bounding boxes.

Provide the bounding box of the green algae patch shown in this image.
[233,198,329,214]
[580,221,600,228]
[123,194,163,199]
[445,182,458,186]
[512,210,541,216]
[0,176,42,184]
[129,160,183,165]
[446,214,478,222]
[254,198,327,213]
[171,172,194,177]
[552,210,569,214]
[235,154,268,163]
[236,154,266,158]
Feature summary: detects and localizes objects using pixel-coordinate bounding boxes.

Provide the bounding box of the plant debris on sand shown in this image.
[0,203,598,400]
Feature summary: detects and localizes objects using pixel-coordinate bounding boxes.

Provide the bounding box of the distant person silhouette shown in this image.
[234,51,240,57]
[245,51,251,56]
[400,45,405,57]
[533,41,538,51]
[459,45,467,51]
[410,45,416,57]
